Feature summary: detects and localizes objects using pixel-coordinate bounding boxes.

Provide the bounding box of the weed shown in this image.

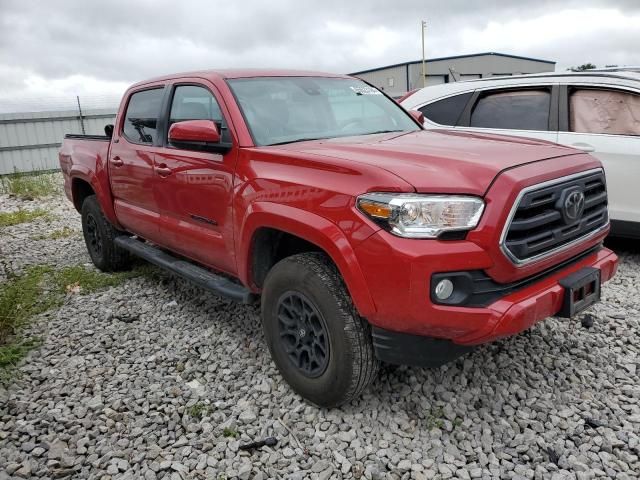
[51,266,127,294]
[0,171,58,199]
[187,401,211,419]
[425,406,445,430]
[50,264,156,295]
[33,226,77,240]
[0,337,42,380]
[222,427,239,438]
[0,266,59,381]
[0,209,49,227]
[0,265,57,344]
[0,262,154,382]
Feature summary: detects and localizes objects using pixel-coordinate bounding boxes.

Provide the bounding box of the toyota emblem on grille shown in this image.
[564,190,585,222]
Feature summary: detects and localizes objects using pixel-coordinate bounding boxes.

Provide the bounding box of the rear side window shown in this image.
[122,88,164,144]
[169,85,230,142]
[570,88,640,136]
[418,92,472,126]
[470,89,551,131]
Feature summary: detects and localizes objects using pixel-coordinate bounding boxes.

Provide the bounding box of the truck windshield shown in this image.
[227,77,420,146]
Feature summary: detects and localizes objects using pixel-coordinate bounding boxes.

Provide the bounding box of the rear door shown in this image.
[455,85,559,144]
[557,84,640,231]
[152,81,238,275]
[110,86,166,241]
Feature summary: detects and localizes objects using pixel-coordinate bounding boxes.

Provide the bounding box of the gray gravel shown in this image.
[1,177,639,479]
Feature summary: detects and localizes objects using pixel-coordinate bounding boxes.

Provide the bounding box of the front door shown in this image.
[152,82,238,275]
[109,86,165,241]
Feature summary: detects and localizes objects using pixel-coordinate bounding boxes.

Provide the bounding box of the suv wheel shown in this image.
[81,195,131,272]
[261,253,379,407]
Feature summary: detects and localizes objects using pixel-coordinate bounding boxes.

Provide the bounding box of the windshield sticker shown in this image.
[350,85,382,95]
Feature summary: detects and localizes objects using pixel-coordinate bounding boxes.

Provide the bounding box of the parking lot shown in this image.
[1,178,639,479]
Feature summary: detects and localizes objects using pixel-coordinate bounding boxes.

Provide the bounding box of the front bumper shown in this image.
[354,231,618,349]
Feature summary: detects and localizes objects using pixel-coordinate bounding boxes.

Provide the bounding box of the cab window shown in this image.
[168,85,230,142]
[122,88,164,144]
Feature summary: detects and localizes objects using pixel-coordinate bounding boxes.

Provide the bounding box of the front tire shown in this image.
[261,253,379,407]
[81,195,131,272]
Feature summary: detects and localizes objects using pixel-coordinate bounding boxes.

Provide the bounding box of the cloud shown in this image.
[0,0,638,111]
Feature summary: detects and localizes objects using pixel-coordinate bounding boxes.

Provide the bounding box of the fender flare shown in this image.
[238,201,377,318]
[69,165,122,229]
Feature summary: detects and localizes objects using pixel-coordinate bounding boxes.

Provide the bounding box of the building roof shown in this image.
[349,52,556,75]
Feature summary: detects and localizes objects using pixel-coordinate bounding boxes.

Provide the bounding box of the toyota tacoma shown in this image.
[59,69,618,407]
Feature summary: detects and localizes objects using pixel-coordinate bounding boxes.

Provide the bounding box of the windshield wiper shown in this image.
[268,137,329,146]
[362,129,405,135]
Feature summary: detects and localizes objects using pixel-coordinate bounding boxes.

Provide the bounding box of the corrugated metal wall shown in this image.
[0,108,116,174]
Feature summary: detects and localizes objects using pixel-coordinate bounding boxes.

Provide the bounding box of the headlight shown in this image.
[357,193,485,238]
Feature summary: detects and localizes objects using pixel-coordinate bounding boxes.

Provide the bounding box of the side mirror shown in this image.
[104,124,114,138]
[409,110,425,124]
[168,120,231,153]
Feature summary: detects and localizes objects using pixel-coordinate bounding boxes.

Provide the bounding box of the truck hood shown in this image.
[274,130,580,196]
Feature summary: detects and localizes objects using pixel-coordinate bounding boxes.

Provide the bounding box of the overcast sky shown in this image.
[1,0,639,110]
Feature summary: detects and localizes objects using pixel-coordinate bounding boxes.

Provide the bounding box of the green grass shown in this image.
[50,264,159,294]
[51,265,130,294]
[0,171,58,199]
[0,263,155,382]
[425,407,445,430]
[32,226,78,240]
[187,401,211,419]
[0,266,59,380]
[0,208,49,227]
[222,427,239,438]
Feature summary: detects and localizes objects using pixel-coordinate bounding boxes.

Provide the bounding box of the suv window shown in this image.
[169,85,230,142]
[418,92,472,126]
[570,88,640,136]
[470,89,551,131]
[122,88,164,144]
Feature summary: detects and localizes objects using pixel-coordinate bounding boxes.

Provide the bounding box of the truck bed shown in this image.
[59,135,111,208]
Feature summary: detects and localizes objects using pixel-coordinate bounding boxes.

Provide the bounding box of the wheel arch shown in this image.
[239,202,376,319]
[68,166,122,228]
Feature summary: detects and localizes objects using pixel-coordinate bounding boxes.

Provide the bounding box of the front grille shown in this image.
[502,169,608,264]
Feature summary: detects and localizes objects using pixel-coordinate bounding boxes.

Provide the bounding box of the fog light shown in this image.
[434,279,454,300]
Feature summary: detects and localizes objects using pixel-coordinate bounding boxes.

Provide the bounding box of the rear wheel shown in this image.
[261,253,379,407]
[81,195,131,272]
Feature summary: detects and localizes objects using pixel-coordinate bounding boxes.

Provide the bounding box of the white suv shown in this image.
[401,71,640,238]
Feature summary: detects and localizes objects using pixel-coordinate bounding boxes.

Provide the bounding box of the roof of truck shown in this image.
[130,69,351,88]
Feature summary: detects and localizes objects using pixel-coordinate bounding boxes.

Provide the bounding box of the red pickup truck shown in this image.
[59,69,618,407]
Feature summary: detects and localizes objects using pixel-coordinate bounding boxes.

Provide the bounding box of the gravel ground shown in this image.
[1,180,639,480]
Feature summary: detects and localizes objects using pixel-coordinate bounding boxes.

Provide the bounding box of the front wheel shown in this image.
[81,195,131,272]
[261,253,379,407]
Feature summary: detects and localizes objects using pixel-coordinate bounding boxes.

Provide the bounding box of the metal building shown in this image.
[349,52,555,97]
[0,108,116,174]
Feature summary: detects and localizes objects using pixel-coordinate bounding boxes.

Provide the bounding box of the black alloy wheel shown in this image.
[85,213,103,259]
[276,291,330,378]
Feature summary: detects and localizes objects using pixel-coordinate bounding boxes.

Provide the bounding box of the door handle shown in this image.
[110,156,124,167]
[571,143,595,153]
[155,166,172,177]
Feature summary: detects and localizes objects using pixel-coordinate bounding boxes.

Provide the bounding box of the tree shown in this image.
[569,63,597,72]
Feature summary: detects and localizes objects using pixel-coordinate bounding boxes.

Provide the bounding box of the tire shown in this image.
[261,252,379,407]
[81,195,131,272]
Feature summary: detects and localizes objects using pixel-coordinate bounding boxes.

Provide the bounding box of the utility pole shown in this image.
[76,95,86,134]
[421,20,427,88]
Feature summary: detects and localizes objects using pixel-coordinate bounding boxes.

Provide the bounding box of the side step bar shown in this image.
[114,236,255,304]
